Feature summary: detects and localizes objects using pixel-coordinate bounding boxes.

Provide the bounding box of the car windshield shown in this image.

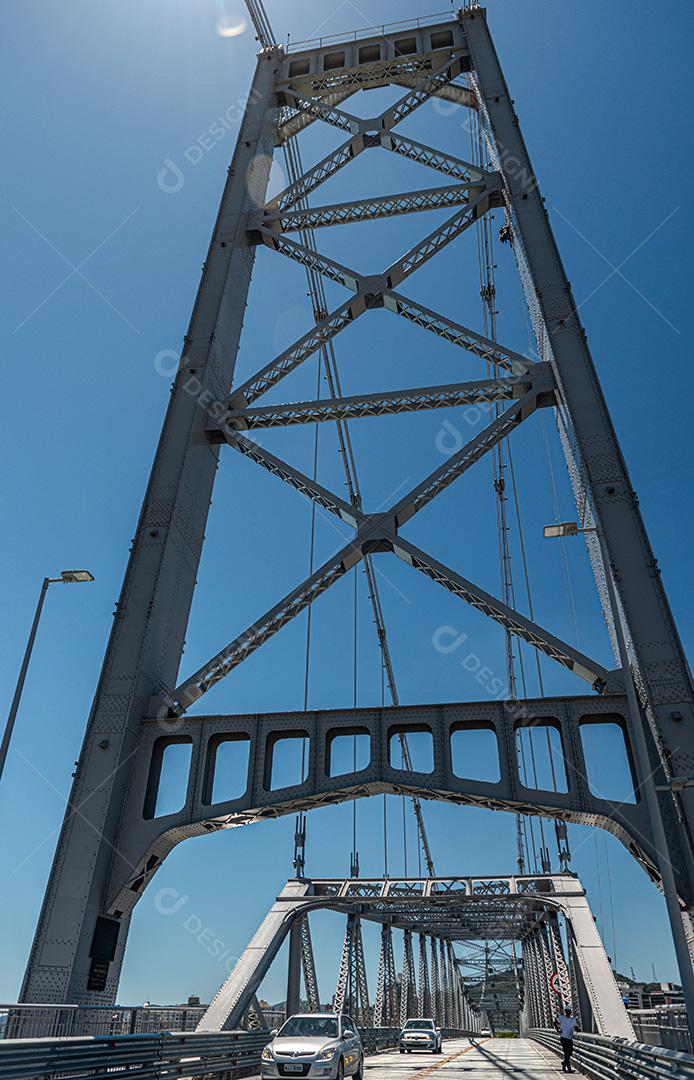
[404,1020,434,1030]
[279,1017,339,1038]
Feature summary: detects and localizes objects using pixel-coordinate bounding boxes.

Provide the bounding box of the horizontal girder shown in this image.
[280,22,468,101]
[220,374,532,430]
[105,693,671,921]
[262,183,476,232]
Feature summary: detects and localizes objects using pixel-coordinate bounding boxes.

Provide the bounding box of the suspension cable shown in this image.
[243,0,276,48]
[292,299,323,877]
[244,0,436,876]
[470,91,542,876]
[351,569,359,877]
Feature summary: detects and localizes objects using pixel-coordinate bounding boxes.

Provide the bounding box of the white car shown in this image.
[399,1017,442,1053]
[261,1013,363,1080]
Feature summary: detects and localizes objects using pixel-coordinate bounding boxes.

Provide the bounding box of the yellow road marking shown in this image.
[402,1039,491,1080]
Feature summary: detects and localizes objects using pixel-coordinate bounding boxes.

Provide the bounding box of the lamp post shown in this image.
[0,570,94,782]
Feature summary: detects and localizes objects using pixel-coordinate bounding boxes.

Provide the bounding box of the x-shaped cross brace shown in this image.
[170,370,618,715]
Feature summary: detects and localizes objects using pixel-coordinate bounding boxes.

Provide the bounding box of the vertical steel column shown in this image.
[418,934,432,1018]
[548,915,573,1015]
[461,979,472,1032]
[463,8,694,1015]
[538,925,559,1024]
[400,930,417,1026]
[566,930,584,1030]
[524,936,543,1029]
[353,919,371,1028]
[534,931,553,1027]
[439,938,451,1028]
[374,924,398,1027]
[447,943,461,1028]
[20,51,280,1006]
[430,938,442,1026]
[299,915,320,1012]
[334,916,353,1015]
[286,919,302,1019]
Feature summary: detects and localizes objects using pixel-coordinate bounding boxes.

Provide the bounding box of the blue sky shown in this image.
[1,0,692,1007]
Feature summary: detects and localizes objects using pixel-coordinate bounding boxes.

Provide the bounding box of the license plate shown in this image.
[284,1065,303,1072]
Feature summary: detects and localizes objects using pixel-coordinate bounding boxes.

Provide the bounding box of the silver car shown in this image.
[399,1017,442,1053]
[261,1013,363,1080]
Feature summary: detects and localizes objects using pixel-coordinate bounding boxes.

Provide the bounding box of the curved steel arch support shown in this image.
[103,695,670,926]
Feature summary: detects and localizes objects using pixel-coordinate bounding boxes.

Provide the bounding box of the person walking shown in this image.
[555,1007,577,1073]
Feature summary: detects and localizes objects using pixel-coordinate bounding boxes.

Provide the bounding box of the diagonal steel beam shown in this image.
[383,290,532,375]
[222,430,363,526]
[383,186,499,287]
[266,135,364,213]
[263,183,475,232]
[390,390,543,527]
[392,536,617,691]
[221,375,532,430]
[379,51,465,131]
[256,226,362,290]
[380,131,487,182]
[277,89,358,143]
[226,297,365,409]
[171,541,362,713]
[282,88,361,134]
[393,77,475,110]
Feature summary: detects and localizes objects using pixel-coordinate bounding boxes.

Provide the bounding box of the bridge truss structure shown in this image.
[19,3,694,1032]
[196,874,634,1038]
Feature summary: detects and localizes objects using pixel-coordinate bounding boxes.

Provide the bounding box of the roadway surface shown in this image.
[363,1038,564,1080]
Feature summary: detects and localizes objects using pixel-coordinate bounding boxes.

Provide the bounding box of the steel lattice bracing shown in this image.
[335,914,371,1027]
[20,5,694,1012]
[374,924,398,1028]
[196,873,630,1038]
[400,930,418,1027]
[299,915,321,1013]
[418,934,432,1017]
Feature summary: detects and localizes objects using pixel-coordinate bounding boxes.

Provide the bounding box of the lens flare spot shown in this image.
[216,14,247,38]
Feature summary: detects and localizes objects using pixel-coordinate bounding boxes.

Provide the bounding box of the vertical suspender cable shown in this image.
[242,0,436,874]
[280,91,437,878]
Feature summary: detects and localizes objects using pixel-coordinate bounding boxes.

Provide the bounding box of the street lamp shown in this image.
[543,521,596,539]
[0,570,94,782]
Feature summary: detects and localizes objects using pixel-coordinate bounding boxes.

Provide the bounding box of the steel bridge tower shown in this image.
[20,5,694,1024]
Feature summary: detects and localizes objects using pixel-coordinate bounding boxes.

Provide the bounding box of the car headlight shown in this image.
[316,1047,337,1062]
[262,1046,274,1062]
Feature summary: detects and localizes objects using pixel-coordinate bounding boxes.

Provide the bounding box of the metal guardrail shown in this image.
[0,1029,268,1080]
[285,11,456,52]
[530,1027,694,1080]
[0,1002,207,1039]
[630,1010,693,1054]
[0,1024,475,1078]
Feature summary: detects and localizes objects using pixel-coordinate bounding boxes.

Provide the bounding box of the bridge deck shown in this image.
[363,1038,562,1080]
